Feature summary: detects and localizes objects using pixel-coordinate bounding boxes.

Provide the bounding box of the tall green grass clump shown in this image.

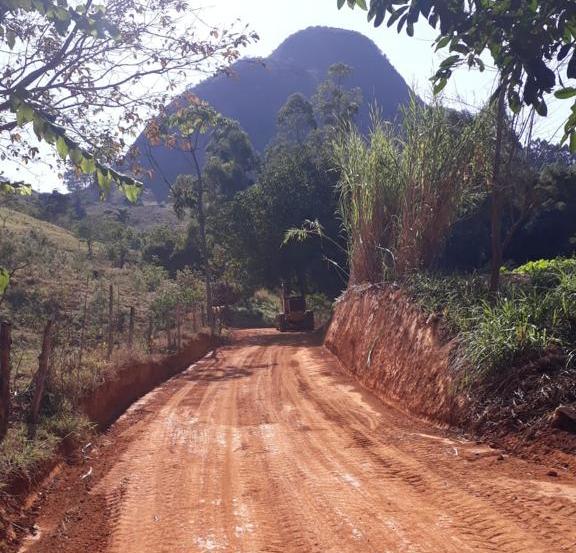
[334,98,490,284]
[333,115,400,283]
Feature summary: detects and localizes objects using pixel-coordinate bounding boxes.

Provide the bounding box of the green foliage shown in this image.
[338,0,576,151]
[0,410,93,488]
[222,140,346,295]
[0,178,32,196]
[334,98,491,282]
[312,63,362,129]
[406,259,576,380]
[227,289,281,328]
[0,267,9,296]
[277,93,317,143]
[513,258,576,279]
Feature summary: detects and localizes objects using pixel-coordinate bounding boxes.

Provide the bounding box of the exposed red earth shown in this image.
[12,329,576,553]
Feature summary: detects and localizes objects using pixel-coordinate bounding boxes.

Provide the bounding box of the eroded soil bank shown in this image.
[83,333,216,430]
[325,284,576,472]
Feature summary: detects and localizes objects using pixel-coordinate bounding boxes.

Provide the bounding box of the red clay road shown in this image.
[20,329,576,552]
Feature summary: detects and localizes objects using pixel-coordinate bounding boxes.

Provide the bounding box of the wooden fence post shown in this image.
[29,318,54,438]
[78,281,89,373]
[0,321,12,442]
[128,306,135,351]
[107,283,114,360]
[147,317,153,354]
[176,306,182,352]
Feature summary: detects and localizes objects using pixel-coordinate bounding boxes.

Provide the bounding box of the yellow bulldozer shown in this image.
[275,284,314,332]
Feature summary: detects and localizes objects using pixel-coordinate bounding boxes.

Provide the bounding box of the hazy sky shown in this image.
[11,0,571,192]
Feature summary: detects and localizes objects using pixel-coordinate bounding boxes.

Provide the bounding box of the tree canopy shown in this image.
[339,0,576,149]
[0,0,257,196]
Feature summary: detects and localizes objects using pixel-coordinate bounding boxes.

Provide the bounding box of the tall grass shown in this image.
[333,117,400,283]
[334,98,491,283]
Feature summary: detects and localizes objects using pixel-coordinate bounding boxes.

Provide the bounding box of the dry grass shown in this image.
[334,99,491,283]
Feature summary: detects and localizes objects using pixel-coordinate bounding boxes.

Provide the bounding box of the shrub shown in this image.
[405,259,576,381]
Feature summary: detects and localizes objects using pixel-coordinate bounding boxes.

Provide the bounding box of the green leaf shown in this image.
[80,156,96,174]
[337,0,346,9]
[69,148,83,164]
[0,267,9,296]
[440,55,460,69]
[96,169,112,194]
[16,103,34,126]
[32,114,44,140]
[535,99,548,117]
[568,51,576,79]
[555,87,576,100]
[387,6,409,28]
[354,0,367,9]
[433,78,448,95]
[570,130,576,153]
[121,183,141,204]
[508,90,522,114]
[6,29,16,49]
[435,35,451,51]
[56,136,69,160]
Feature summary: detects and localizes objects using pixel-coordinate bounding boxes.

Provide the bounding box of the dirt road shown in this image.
[21,330,576,552]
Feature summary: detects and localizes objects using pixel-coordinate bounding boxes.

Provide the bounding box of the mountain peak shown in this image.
[134,26,411,201]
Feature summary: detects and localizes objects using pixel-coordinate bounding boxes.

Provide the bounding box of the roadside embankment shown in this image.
[325,284,576,471]
[1,334,216,550]
[325,284,464,425]
[83,333,215,429]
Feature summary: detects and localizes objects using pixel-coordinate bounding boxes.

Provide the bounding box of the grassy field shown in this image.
[0,206,206,489]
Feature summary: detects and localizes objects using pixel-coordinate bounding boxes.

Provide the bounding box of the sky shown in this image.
[8,0,572,192]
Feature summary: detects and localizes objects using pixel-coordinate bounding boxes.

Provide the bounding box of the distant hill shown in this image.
[132,26,412,202]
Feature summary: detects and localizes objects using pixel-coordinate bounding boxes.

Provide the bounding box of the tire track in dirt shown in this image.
[20,329,576,553]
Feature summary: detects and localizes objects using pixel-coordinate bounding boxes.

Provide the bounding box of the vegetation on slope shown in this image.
[0,207,207,489]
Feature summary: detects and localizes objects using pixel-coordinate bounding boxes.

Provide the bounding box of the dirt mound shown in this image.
[469,349,576,472]
[325,284,465,424]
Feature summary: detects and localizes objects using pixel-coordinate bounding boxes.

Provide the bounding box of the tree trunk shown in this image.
[190,147,214,333]
[0,321,12,442]
[29,318,54,438]
[78,279,89,374]
[176,306,182,352]
[147,317,153,354]
[490,85,506,293]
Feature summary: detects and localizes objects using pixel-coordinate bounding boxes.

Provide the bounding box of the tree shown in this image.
[277,93,317,144]
[146,102,230,328]
[75,218,97,259]
[222,140,346,295]
[312,63,362,129]
[338,1,576,149]
[203,120,259,198]
[0,0,257,196]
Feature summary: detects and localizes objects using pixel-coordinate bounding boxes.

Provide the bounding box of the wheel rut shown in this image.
[19,329,576,553]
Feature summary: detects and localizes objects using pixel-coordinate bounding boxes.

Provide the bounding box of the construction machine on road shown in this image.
[276,284,314,332]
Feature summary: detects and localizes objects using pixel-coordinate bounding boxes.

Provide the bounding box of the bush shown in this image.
[512,257,576,287]
[405,260,576,381]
